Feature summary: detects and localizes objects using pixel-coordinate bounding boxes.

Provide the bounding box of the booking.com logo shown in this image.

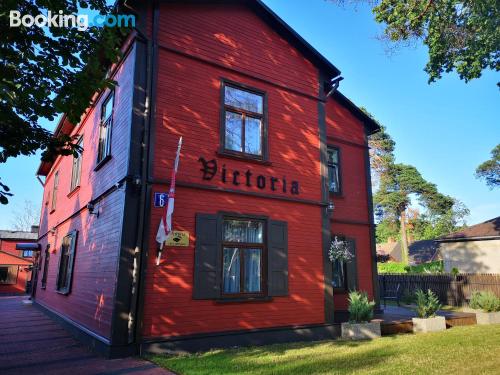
[9,10,135,31]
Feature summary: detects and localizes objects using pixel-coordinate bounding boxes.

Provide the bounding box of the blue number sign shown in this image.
[154,192,168,207]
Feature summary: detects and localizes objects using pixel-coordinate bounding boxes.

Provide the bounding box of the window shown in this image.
[193,213,287,300]
[0,266,18,285]
[327,147,341,194]
[332,258,347,290]
[41,244,50,289]
[56,231,77,294]
[222,219,265,296]
[97,92,114,164]
[22,250,33,258]
[221,82,266,159]
[70,136,83,191]
[51,171,59,211]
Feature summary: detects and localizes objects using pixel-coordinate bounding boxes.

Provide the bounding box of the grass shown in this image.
[149,324,500,374]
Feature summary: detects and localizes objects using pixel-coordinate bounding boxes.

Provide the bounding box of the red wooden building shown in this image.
[34,0,380,356]
[0,227,38,294]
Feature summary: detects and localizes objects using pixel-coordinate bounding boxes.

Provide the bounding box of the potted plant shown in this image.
[465,291,500,325]
[341,291,380,340]
[412,289,446,333]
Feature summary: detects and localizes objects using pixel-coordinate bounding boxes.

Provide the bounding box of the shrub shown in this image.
[469,291,500,312]
[415,289,442,318]
[348,291,375,323]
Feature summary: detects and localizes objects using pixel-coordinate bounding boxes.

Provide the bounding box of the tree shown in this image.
[374,163,454,264]
[475,144,500,188]
[0,0,129,204]
[10,200,40,231]
[412,199,469,240]
[329,0,500,85]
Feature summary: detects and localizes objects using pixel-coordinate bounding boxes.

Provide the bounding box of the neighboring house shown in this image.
[0,227,38,294]
[436,217,500,274]
[376,240,440,265]
[33,1,380,357]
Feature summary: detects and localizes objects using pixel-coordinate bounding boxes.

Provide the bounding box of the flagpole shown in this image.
[155,136,182,265]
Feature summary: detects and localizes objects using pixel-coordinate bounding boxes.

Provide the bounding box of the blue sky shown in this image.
[0,0,498,229]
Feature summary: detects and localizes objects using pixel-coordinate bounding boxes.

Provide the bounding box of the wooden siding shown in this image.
[325,97,375,309]
[34,45,136,340]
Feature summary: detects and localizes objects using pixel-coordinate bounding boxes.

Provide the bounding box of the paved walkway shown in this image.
[0,296,172,375]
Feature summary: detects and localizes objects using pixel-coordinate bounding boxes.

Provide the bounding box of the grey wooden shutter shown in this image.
[346,237,358,291]
[268,220,288,296]
[193,214,220,299]
[65,230,78,294]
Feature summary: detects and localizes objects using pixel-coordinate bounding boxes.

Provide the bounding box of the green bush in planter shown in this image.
[469,291,500,312]
[348,291,375,323]
[415,289,442,318]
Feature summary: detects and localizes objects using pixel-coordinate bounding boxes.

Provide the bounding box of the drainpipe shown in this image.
[326,76,343,99]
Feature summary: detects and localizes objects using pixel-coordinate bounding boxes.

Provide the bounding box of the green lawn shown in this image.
[149,324,500,374]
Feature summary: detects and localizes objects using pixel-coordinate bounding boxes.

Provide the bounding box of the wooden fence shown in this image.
[379,273,500,306]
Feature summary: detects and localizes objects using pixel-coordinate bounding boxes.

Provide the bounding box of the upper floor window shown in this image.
[97,92,114,165]
[222,219,264,296]
[51,171,59,211]
[221,82,267,159]
[56,231,78,295]
[327,147,341,194]
[22,250,33,258]
[70,136,83,191]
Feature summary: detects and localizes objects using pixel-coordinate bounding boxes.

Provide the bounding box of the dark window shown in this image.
[222,219,264,296]
[51,171,59,211]
[331,235,347,290]
[41,244,50,289]
[331,235,357,292]
[22,250,33,258]
[221,82,266,159]
[327,147,341,194]
[0,266,18,284]
[56,231,77,294]
[97,92,114,164]
[70,136,83,191]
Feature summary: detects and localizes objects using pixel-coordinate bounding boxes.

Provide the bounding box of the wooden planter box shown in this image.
[412,316,446,333]
[341,322,381,340]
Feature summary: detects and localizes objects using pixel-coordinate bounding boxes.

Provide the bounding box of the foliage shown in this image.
[329,236,353,262]
[411,200,470,240]
[378,261,444,274]
[451,267,460,277]
[375,218,399,243]
[475,144,500,189]
[469,291,500,312]
[151,325,500,375]
[415,289,442,318]
[0,0,130,203]
[348,291,375,323]
[329,1,500,86]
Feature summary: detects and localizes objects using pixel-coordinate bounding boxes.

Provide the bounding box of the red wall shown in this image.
[326,97,374,310]
[0,239,34,294]
[34,44,136,340]
[142,2,325,339]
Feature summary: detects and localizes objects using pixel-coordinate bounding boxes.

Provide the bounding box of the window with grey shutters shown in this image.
[193,213,288,299]
[56,231,77,295]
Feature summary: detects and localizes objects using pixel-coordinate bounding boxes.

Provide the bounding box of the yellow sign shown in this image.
[165,231,190,247]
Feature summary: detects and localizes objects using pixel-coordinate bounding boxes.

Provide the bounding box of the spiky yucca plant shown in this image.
[415,289,442,318]
[348,291,375,323]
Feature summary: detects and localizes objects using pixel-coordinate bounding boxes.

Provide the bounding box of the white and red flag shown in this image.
[156,136,182,265]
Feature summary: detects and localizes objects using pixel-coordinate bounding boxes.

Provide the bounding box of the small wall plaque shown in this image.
[165,231,190,247]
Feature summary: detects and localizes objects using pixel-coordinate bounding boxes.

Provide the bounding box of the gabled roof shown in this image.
[0,230,38,241]
[0,251,32,266]
[437,217,500,242]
